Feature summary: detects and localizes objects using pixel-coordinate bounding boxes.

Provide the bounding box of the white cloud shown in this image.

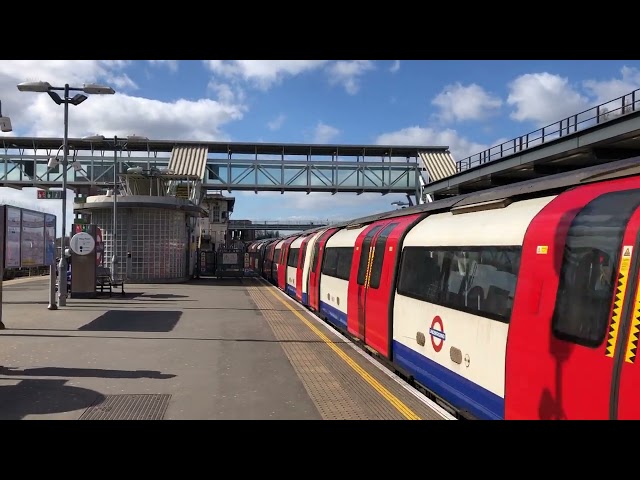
[203,60,328,90]
[105,73,138,91]
[432,82,502,123]
[148,60,179,72]
[390,60,401,73]
[312,122,340,143]
[375,126,492,163]
[0,61,248,141]
[507,72,589,126]
[267,114,286,131]
[234,190,410,222]
[583,66,640,109]
[326,60,375,95]
[207,81,246,105]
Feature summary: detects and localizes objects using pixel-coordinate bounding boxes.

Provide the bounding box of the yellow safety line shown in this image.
[262,280,421,420]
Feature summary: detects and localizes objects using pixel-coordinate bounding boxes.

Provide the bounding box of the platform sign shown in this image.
[70,232,95,256]
[37,189,64,200]
[2,205,57,269]
[5,206,21,268]
[21,210,45,267]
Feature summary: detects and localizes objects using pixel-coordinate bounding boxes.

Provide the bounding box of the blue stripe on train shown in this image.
[285,284,296,298]
[302,292,308,306]
[319,301,347,331]
[392,341,504,420]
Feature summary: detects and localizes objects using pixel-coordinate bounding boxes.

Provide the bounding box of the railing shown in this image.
[228,220,337,226]
[455,88,640,173]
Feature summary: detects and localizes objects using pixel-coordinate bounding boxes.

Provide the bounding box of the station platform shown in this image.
[0,274,453,420]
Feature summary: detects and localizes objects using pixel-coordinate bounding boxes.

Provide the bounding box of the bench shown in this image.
[96,266,126,296]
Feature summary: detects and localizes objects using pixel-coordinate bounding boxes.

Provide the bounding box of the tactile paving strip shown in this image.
[246,281,445,420]
[78,394,171,420]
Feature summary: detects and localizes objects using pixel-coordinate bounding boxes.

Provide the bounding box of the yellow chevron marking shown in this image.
[606,245,633,357]
[625,279,640,363]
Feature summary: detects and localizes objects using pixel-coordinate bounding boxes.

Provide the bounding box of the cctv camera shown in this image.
[0,116,12,133]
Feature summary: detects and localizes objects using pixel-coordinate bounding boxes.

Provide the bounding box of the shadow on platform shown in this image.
[0,378,105,420]
[0,366,175,379]
[78,310,182,332]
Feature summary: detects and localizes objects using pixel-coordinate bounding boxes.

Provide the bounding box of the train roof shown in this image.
[338,156,640,227]
[271,156,640,240]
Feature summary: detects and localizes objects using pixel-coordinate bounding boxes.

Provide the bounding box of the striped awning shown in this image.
[168,145,208,179]
[418,151,457,182]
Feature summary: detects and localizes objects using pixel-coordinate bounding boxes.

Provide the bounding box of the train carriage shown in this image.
[278,236,299,291]
[307,228,340,313]
[319,226,363,331]
[299,229,329,307]
[249,157,640,420]
[392,196,553,420]
[284,235,305,297]
[347,213,425,359]
[505,175,640,420]
[293,234,314,303]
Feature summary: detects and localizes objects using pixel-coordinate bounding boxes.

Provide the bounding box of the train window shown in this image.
[397,246,522,323]
[322,247,353,281]
[336,247,354,280]
[552,189,640,348]
[274,249,281,264]
[369,223,399,289]
[311,242,320,273]
[299,243,307,269]
[322,248,338,277]
[357,226,383,285]
[287,248,299,267]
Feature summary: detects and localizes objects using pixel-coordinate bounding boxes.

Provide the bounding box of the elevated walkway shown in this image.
[424,88,640,200]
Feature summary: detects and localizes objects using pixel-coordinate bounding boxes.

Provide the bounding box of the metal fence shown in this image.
[456,88,640,172]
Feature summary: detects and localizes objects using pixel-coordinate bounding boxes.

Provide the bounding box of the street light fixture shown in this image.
[82,133,148,281]
[17,80,115,307]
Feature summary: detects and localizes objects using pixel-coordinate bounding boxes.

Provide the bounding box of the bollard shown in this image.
[48,263,57,310]
[57,255,67,307]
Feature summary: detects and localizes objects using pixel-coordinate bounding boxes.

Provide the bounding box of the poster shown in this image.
[21,209,45,267]
[5,206,21,268]
[45,214,56,265]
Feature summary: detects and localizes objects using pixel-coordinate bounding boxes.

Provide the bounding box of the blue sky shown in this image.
[1,60,640,233]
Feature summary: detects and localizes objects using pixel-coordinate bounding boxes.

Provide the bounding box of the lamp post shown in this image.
[82,134,148,280]
[17,81,115,307]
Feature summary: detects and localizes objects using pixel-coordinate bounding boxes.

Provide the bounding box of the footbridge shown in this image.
[423,88,640,200]
[0,138,457,205]
[229,220,331,231]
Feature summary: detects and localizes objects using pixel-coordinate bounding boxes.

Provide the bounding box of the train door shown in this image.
[308,228,339,313]
[271,240,284,284]
[296,236,311,302]
[348,223,385,341]
[506,182,640,419]
[348,214,423,358]
[263,242,275,279]
[279,237,296,291]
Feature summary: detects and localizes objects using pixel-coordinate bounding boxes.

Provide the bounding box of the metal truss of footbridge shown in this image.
[228,219,333,231]
[0,138,457,205]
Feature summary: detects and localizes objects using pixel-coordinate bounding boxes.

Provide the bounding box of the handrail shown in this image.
[455,88,640,173]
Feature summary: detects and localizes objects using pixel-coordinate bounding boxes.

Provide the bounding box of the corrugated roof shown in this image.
[168,145,208,178]
[418,151,457,182]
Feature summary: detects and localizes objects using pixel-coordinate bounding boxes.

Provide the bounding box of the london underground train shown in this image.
[248,157,640,420]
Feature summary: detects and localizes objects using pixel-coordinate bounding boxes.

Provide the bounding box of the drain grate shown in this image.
[79,394,171,420]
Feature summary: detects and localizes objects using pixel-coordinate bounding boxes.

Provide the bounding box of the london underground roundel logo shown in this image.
[429,316,446,352]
